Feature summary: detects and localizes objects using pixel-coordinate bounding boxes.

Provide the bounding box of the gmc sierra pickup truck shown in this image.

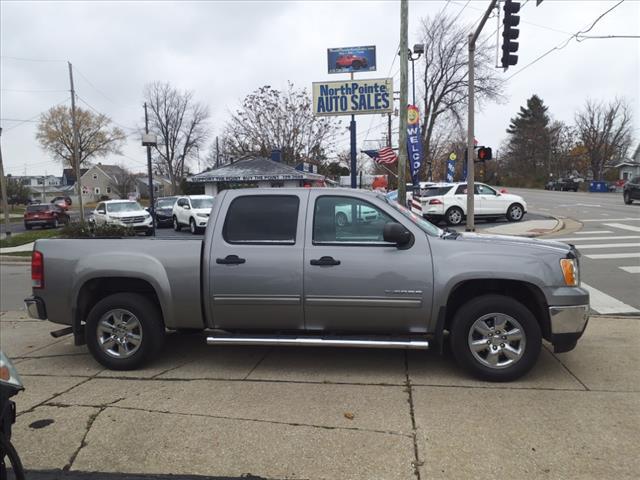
[24,188,589,381]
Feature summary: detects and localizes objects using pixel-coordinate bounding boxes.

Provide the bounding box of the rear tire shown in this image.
[173,216,181,231]
[445,207,464,226]
[0,435,26,480]
[85,293,165,370]
[450,294,541,382]
[624,192,632,204]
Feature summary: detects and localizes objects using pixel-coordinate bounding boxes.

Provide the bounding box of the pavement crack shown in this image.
[243,347,273,380]
[404,351,423,480]
[63,406,105,472]
[544,344,590,391]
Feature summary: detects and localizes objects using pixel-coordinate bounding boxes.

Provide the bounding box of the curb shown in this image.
[476,214,565,238]
[0,255,31,264]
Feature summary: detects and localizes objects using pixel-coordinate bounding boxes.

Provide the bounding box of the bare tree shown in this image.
[108,166,137,199]
[144,82,209,193]
[222,83,342,166]
[36,105,126,168]
[575,98,633,180]
[418,12,504,178]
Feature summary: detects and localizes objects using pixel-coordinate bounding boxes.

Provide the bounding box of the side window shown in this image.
[96,203,104,213]
[455,185,467,195]
[313,196,394,245]
[477,184,496,195]
[223,195,299,244]
[177,198,186,207]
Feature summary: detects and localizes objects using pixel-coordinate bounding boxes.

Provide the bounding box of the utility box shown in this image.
[589,181,607,192]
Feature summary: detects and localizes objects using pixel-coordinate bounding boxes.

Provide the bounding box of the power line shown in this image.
[1,88,68,93]
[72,65,119,104]
[505,0,627,81]
[1,97,70,132]
[75,94,137,133]
[452,0,471,24]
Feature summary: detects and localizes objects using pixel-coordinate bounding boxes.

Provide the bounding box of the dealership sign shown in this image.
[312,78,393,116]
[407,105,424,185]
[327,46,376,74]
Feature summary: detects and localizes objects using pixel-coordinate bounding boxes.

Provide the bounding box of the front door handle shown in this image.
[216,255,246,265]
[310,256,341,266]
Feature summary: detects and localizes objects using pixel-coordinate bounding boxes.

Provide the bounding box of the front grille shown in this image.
[120,216,145,224]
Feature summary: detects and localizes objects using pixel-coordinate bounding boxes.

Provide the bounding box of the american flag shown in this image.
[363,147,398,165]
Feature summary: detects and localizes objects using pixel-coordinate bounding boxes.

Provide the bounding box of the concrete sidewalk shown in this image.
[1,310,638,479]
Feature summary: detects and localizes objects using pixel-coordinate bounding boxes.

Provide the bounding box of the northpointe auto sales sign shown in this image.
[312,78,393,116]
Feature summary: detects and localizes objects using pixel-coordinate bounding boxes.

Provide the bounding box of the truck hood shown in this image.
[454,232,571,255]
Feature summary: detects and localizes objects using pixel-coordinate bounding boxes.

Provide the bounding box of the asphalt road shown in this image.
[510,187,640,315]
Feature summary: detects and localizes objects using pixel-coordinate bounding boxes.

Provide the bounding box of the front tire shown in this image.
[85,293,165,370]
[624,192,632,204]
[189,218,198,235]
[173,216,181,231]
[506,203,524,222]
[445,207,464,226]
[450,294,541,382]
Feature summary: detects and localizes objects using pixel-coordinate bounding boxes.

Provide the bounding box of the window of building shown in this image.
[94,187,100,195]
[106,187,112,194]
[92,173,98,180]
[223,195,299,244]
[313,196,394,245]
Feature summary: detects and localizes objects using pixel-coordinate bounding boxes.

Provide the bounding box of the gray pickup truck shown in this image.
[25,188,589,381]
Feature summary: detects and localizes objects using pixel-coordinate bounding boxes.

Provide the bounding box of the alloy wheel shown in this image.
[467,313,526,369]
[96,308,143,359]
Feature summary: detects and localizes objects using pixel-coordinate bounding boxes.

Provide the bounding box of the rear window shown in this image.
[26,205,50,213]
[223,195,299,244]
[420,186,453,197]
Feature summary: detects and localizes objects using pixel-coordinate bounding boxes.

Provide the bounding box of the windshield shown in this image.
[191,197,214,209]
[419,186,453,197]
[381,194,443,237]
[26,205,50,213]
[106,202,143,213]
[157,198,177,208]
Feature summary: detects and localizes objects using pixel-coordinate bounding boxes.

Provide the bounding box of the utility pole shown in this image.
[0,127,11,237]
[398,0,409,205]
[387,113,392,148]
[144,102,156,236]
[216,136,220,168]
[349,72,357,189]
[466,0,497,232]
[68,62,85,223]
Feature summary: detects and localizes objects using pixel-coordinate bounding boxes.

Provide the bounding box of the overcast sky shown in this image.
[1,0,638,177]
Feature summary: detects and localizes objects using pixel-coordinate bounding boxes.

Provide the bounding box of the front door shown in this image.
[303,193,434,333]
[210,191,308,331]
[476,184,504,215]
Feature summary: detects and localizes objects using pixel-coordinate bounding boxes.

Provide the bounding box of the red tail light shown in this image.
[429,199,443,205]
[32,250,44,289]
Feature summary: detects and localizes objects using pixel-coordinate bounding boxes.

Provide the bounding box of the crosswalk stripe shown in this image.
[620,266,640,274]
[581,218,640,222]
[574,230,613,234]
[582,282,640,314]
[550,235,640,242]
[585,253,640,259]
[574,243,640,249]
[603,223,640,233]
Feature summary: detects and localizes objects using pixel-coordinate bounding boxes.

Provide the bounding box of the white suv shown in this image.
[414,182,527,226]
[92,200,153,235]
[172,195,215,234]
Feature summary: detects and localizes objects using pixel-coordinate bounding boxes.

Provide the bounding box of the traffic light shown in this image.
[477,147,492,161]
[501,0,520,69]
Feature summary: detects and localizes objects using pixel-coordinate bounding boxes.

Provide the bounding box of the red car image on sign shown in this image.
[335,54,368,70]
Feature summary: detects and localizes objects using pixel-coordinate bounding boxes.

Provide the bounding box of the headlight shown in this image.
[196,213,208,218]
[0,351,24,391]
[560,258,579,286]
[144,213,151,219]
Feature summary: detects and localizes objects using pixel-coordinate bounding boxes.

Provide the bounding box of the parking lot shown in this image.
[1,305,638,479]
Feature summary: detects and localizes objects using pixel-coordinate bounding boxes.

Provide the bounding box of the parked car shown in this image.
[153,196,178,228]
[91,200,153,235]
[334,203,378,226]
[623,176,640,204]
[416,182,527,226]
[23,204,70,229]
[51,196,72,207]
[24,188,589,382]
[544,179,579,192]
[335,54,368,70]
[172,195,215,234]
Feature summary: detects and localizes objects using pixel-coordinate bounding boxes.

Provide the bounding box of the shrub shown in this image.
[60,222,136,238]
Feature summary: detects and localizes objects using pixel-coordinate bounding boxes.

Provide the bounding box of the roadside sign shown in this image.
[312,78,393,116]
[327,46,376,74]
[449,152,457,161]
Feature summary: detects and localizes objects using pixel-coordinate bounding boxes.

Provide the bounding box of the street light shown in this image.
[410,44,424,106]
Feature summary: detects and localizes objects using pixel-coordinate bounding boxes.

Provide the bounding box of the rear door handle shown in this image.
[216,255,246,265]
[310,256,341,266]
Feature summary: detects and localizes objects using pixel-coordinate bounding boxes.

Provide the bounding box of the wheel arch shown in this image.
[441,278,551,342]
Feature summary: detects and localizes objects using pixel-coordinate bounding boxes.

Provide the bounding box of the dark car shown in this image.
[335,54,368,70]
[545,179,579,192]
[623,176,640,204]
[153,196,178,227]
[23,204,70,229]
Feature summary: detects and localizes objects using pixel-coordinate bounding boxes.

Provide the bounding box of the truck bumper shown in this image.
[548,304,589,353]
[24,296,47,320]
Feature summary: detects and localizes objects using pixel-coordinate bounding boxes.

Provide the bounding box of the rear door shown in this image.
[209,190,308,331]
[303,192,433,333]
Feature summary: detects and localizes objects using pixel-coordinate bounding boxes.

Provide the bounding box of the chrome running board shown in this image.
[206,335,429,350]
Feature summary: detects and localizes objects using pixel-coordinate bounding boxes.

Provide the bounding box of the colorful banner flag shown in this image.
[407,105,423,185]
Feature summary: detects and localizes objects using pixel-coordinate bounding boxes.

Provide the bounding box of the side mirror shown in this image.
[184,205,191,210]
[144,207,150,212]
[97,209,105,214]
[383,222,412,247]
